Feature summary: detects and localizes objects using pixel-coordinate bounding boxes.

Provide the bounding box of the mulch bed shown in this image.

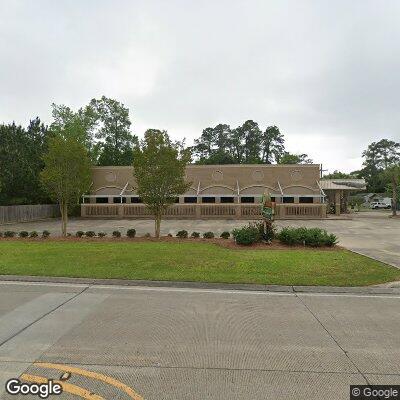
[0,236,340,251]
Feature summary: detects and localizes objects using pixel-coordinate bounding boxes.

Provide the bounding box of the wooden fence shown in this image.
[0,204,60,224]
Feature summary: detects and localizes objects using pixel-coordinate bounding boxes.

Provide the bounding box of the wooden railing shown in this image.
[82,203,326,219]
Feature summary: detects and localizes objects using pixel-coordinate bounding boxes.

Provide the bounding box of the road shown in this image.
[1,281,399,399]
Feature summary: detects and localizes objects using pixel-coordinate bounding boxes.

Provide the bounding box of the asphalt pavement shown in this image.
[1,281,399,399]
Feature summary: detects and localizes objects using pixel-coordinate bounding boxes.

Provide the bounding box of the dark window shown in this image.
[96,197,109,204]
[221,197,234,203]
[283,197,295,203]
[271,197,276,202]
[299,197,313,204]
[113,197,126,203]
[174,197,180,203]
[202,197,216,203]
[184,197,197,203]
[131,197,142,203]
[241,197,255,203]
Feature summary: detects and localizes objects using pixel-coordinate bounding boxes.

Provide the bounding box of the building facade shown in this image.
[81,164,329,219]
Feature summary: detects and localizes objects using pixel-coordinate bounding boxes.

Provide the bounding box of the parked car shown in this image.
[370,201,391,209]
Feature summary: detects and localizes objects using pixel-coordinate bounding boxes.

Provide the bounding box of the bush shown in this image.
[144,232,151,238]
[42,230,51,238]
[98,232,107,237]
[4,231,15,238]
[191,232,200,238]
[167,233,173,237]
[126,229,136,238]
[176,230,188,238]
[203,231,214,239]
[85,231,96,237]
[0,232,3,238]
[76,231,85,238]
[18,231,29,238]
[220,231,230,239]
[232,224,261,246]
[277,227,338,247]
[254,220,276,242]
[112,230,121,238]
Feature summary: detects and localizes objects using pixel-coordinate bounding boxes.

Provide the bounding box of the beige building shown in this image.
[81,164,338,219]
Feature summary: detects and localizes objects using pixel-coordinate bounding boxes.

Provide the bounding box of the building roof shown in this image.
[319,179,366,191]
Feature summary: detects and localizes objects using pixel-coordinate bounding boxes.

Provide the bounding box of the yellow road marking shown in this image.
[34,362,144,400]
[21,373,104,400]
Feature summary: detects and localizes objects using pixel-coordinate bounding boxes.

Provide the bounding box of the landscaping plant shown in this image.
[191,232,200,238]
[277,227,337,247]
[220,231,230,239]
[126,229,136,238]
[176,230,188,238]
[18,231,29,238]
[232,224,261,245]
[98,232,107,237]
[112,230,121,238]
[85,231,96,237]
[4,231,16,238]
[42,230,51,238]
[203,232,215,239]
[76,231,85,238]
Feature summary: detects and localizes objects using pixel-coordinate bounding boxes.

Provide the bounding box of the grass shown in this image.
[0,241,399,286]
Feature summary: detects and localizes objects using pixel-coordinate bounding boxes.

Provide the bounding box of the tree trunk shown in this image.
[60,201,68,237]
[393,176,398,217]
[154,214,161,238]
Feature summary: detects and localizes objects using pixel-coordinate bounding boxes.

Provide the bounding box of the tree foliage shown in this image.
[360,139,400,193]
[278,152,313,164]
[89,96,138,166]
[192,121,286,164]
[40,135,92,236]
[0,118,50,205]
[133,129,191,237]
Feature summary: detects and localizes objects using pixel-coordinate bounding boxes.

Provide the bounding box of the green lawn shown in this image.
[0,241,399,286]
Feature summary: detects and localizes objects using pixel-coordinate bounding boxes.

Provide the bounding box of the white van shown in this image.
[370,201,391,209]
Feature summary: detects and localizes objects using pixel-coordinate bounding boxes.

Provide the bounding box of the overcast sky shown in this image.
[1,0,400,172]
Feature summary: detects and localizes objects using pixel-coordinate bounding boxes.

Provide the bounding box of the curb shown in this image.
[1,275,400,295]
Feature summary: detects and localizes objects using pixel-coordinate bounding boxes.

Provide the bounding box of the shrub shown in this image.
[232,224,261,246]
[76,231,85,238]
[144,232,151,238]
[42,230,50,238]
[98,232,107,237]
[277,227,338,247]
[126,229,136,238]
[253,220,276,242]
[176,230,188,238]
[29,231,38,238]
[167,233,173,237]
[203,231,214,239]
[85,231,96,237]
[4,231,15,238]
[0,232,3,238]
[112,230,121,238]
[18,231,29,238]
[220,231,230,239]
[191,232,200,238]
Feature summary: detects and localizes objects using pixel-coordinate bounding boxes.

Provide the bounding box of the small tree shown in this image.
[133,129,191,238]
[41,135,92,236]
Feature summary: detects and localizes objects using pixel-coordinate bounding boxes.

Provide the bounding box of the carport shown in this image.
[319,179,366,215]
